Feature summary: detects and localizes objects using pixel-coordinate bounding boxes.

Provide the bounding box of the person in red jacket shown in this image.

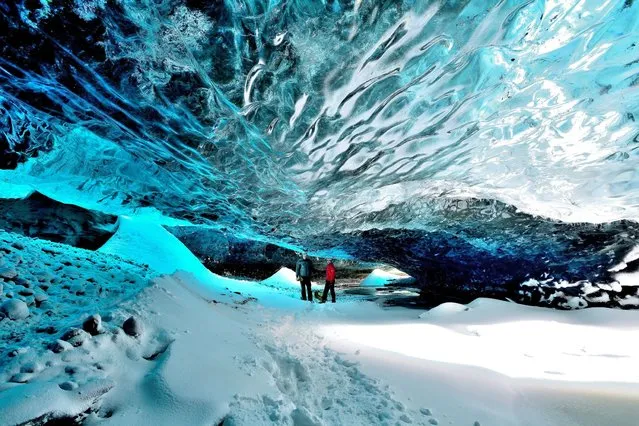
[321,260,336,303]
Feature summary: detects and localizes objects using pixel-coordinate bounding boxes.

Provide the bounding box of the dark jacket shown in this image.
[296,258,313,278]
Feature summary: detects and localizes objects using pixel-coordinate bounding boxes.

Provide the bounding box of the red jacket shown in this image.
[326,263,336,282]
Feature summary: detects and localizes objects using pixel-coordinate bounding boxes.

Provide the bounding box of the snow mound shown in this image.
[99,216,257,293]
[361,269,414,287]
[420,302,470,318]
[260,267,299,289]
[1,299,29,320]
[0,379,114,425]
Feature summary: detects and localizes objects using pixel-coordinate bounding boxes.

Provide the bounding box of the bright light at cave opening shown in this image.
[321,319,639,383]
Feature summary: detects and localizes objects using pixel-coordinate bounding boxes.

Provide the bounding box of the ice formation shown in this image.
[2,1,639,296]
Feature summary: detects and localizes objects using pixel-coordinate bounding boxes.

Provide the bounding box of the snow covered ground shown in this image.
[2,220,639,425]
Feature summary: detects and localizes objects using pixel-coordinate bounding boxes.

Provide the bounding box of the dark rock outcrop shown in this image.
[82,314,102,336]
[0,192,117,250]
[123,316,143,337]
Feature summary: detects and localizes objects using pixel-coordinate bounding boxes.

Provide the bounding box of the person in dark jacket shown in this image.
[321,259,336,303]
[295,253,313,302]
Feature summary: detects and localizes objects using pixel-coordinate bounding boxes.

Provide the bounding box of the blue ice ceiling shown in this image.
[2,0,638,231]
[2,0,639,300]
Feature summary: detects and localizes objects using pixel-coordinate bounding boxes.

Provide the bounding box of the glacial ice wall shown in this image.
[2,0,639,234]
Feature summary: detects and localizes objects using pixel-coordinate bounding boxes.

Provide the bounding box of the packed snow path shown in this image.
[225,311,424,425]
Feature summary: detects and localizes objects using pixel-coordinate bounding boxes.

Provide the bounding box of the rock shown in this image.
[0,282,3,296]
[61,328,91,347]
[14,277,31,288]
[59,381,78,391]
[34,292,49,306]
[8,347,28,357]
[82,314,102,336]
[474,422,481,426]
[49,339,73,353]
[0,266,17,279]
[36,325,57,334]
[9,373,32,383]
[0,299,30,320]
[35,272,54,283]
[20,361,42,374]
[428,419,438,425]
[18,287,34,296]
[11,241,25,250]
[123,316,143,337]
[420,408,432,416]
[24,296,35,307]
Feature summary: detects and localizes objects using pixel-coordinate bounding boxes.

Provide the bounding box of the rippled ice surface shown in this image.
[1,0,639,237]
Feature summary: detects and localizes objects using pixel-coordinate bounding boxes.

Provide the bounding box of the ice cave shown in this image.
[2,0,639,424]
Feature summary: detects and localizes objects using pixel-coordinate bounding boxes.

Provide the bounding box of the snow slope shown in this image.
[99,216,218,280]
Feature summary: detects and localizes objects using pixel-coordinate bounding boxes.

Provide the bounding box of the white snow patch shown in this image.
[0,380,113,425]
[598,281,623,292]
[361,268,414,287]
[564,296,588,309]
[615,272,639,287]
[618,296,639,307]
[1,299,29,320]
[419,302,469,318]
